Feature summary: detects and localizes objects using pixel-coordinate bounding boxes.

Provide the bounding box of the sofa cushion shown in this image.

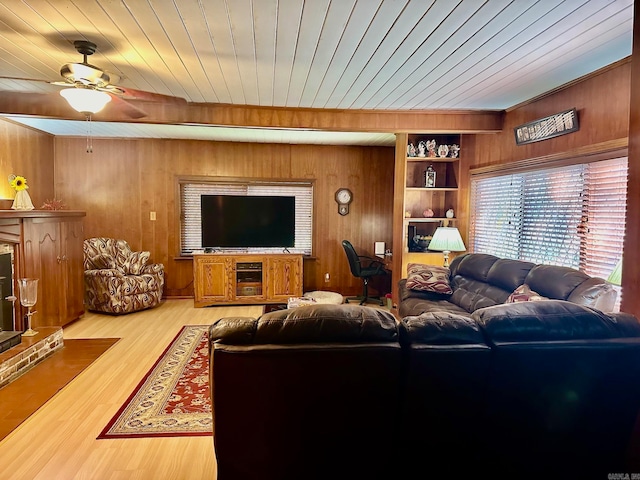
[113,239,134,265]
[609,312,640,336]
[402,311,486,345]
[89,253,117,270]
[211,304,399,345]
[405,263,452,295]
[399,295,470,319]
[567,278,617,312]
[486,258,535,292]
[398,278,466,318]
[472,300,622,343]
[125,251,151,275]
[524,264,589,300]
[399,278,450,302]
[453,253,500,282]
[449,276,508,312]
[506,284,548,303]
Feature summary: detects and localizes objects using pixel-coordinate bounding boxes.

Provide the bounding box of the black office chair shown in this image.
[342,240,387,306]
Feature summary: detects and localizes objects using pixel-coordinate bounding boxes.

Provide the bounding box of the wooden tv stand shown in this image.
[193,253,303,307]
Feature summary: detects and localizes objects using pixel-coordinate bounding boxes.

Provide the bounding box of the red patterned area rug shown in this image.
[98,325,212,439]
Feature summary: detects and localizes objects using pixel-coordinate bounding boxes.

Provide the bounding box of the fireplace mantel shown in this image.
[0,210,85,241]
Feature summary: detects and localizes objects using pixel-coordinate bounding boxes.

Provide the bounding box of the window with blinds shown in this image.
[180,180,313,255]
[470,156,627,309]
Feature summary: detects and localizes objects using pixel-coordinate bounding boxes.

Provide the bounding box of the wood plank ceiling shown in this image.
[0,0,633,144]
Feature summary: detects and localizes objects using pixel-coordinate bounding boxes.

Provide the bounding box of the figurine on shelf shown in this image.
[424,165,436,188]
[438,144,449,157]
[450,144,460,158]
[427,139,437,157]
[422,208,434,218]
[417,141,427,157]
[407,143,417,157]
[446,208,455,218]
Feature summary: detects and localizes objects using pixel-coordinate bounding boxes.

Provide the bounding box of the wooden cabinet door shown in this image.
[22,218,64,327]
[60,219,85,322]
[266,255,303,301]
[194,256,230,305]
[4,212,86,330]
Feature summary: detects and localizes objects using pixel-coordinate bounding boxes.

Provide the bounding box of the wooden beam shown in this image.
[0,91,504,133]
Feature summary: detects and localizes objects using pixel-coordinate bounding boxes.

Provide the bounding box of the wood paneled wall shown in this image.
[472,59,630,168]
[52,137,394,298]
[0,121,55,207]
[472,59,637,316]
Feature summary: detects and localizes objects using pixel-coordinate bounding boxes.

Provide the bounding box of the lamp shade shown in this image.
[60,88,111,114]
[607,258,623,286]
[428,227,466,253]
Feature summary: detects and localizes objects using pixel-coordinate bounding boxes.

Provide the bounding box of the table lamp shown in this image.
[428,227,466,267]
[607,258,622,286]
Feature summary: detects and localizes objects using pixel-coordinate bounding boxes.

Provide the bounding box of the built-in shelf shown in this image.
[403,134,461,254]
[406,187,458,192]
[404,217,456,223]
[406,156,458,162]
[393,133,465,306]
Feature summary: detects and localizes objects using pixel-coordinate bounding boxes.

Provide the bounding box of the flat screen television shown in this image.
[201,195,295,248]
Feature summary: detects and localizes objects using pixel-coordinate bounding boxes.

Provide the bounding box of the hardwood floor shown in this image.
[5,299,639,478]
[0,337,119,441]
[0,299,263,480]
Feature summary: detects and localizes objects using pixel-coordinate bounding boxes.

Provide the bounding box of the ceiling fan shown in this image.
[0,40,187,119]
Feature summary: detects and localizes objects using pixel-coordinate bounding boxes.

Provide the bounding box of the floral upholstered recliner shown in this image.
[83,237,165,314]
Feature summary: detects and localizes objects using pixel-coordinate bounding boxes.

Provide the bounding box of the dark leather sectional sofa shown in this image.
[209,293,640,479]
[209,305,402,480]
[399,252,618,318]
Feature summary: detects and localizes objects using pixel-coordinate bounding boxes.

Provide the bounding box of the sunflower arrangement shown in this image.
[8,174,28,191]
[8,174,34,210]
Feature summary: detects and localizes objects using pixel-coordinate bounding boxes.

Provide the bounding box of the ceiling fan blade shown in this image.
[113,86,187,105]
[0,75,51,84]
[108,94,148,119]
[0,76,75,89]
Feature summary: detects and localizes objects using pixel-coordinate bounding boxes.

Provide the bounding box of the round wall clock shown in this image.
[335,188,353,216]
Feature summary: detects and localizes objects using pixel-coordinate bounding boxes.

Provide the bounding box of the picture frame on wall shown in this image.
[514,108,579,146]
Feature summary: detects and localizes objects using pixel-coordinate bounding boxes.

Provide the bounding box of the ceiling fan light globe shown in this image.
[60,63,115,88]
[60,88,111,114]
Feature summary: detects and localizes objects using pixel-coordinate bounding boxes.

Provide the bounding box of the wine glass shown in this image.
[18,278,38,337]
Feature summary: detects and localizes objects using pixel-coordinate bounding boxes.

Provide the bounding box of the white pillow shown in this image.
[506,284,548,303]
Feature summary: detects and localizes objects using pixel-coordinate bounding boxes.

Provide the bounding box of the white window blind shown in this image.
[470,157,627,309]
[519,165,584,266]
[180,181,313,255]
[469,174,522,259]
[579,158,628,278]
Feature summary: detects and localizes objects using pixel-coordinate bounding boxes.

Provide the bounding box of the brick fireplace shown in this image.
[0,327,63,388]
